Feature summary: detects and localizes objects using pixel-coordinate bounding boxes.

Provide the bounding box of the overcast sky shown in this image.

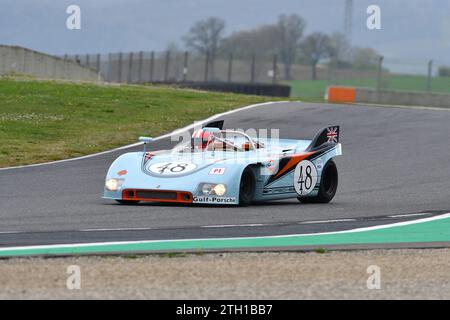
[1,0,450,71]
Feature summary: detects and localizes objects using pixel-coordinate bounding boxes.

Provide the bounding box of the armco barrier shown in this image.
[325,86,356,103]
[155,81,291,97]
[327,86,450,109]
[0,45,103,82]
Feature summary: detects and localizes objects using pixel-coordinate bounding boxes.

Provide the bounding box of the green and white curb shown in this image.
[1,213,450,257]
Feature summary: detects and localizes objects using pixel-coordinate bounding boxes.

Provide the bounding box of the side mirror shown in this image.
[139,137,153,143]
[139,137,153,153]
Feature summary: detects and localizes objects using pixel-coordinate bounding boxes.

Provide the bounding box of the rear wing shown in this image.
[306,126,340,152]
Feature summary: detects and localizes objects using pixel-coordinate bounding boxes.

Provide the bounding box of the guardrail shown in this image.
[326,86,450,109]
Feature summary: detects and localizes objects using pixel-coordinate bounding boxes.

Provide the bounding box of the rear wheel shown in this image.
[115,200,140,205]
[298,159,338,204]
[239,167,256,206]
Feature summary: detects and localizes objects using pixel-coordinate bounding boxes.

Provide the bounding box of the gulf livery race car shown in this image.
[103,120,342,206]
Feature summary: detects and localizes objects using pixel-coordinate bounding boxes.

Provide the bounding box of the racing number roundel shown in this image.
[149,162,197,175]
[294,160,318,196]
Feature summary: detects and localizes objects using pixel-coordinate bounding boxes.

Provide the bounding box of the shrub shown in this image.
[438,66,450,77]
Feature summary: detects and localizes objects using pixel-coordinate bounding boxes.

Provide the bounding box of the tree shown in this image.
[183,17,226,80]
[277,14,306,80]
[438,65,450,77]
[328,32,351,66]
[351,47,381,70]
[300,32,332,80]
[222,25,280,59]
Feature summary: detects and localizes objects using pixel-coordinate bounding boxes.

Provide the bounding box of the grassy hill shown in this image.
[0,79,277,167]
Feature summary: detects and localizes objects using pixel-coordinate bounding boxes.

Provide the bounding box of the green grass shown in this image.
[0,79,277,167]
[287,74,450,100]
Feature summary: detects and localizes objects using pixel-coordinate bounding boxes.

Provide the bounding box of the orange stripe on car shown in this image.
[274,152,315,179]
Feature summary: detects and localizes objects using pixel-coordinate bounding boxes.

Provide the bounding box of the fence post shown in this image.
[426,60,433,92]
[272,54,277,84]
[204,52,210,82]
[164,51,170,82]
[127,52,134,83]
[86,54,90,68]
[183,51,189,82]
[227,52,233,83]
[74,54,80,64]
[107,53,112,82]
[96,54,101,72]
[149,51,155,82]
[327,59,335,84]
[118,52,123,83]
[250,53,256,83]
[376,56,384,91]
[138,51,143,83]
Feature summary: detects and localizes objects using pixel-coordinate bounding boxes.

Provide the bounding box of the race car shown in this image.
[103,120,342,206]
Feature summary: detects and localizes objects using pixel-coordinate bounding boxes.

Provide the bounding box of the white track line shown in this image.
[79,227,157,232]
[202,224,266,228]
[0,142,143,172]
[388,213,431,218]
[0,213,449,253]
[0,101,291,172]
[0,213,436,234]
[300,219,356,224]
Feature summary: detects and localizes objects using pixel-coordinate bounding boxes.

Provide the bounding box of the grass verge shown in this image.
[0,79,279,167]
[287,74,450,100]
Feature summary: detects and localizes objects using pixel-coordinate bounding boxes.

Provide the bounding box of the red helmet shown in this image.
[191,129,212,149]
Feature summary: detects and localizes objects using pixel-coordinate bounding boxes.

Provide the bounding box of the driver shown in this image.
[191,129,212,150]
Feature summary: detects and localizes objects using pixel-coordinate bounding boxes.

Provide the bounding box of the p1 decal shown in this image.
[209,167,226,175]
[148,162,197,175]
[294,160,318,196]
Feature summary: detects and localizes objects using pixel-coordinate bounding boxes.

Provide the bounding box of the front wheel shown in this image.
[239,167,256,206]
[298,159,338,204]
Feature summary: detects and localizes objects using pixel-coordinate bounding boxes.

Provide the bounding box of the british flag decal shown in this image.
[326,127,339,143]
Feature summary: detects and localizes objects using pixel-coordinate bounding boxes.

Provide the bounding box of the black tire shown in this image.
[115,200,140,205]
[298,159,338,204]
[239,167,256,206]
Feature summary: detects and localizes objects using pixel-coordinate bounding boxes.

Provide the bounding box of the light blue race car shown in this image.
[103,120,342,206]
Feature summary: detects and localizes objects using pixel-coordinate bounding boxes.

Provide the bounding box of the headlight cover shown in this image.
[213,184,227,196]
[199,183,227,196]
[105,178,124,191]
[201,183,214,195]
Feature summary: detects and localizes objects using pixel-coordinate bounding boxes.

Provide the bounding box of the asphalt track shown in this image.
[1,101,449,247]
